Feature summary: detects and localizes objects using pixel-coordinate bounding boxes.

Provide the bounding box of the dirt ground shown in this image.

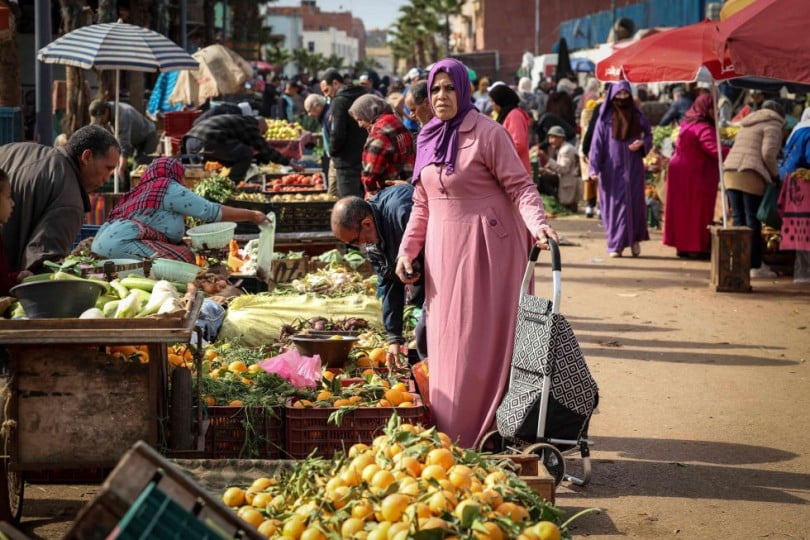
[13,215,810,539]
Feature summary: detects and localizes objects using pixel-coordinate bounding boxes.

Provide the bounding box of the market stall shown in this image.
[0,290,203,522]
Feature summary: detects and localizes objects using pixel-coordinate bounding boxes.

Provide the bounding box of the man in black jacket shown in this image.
[321,68,367,197]
[330,184,427,365]
[182,114,301,182]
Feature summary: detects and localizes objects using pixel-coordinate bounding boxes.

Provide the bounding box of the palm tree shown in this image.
[354,57,382,74]
[427,0,465,56]
[0,0,21,108]
[265,46,291,69]
[325,54,346,72]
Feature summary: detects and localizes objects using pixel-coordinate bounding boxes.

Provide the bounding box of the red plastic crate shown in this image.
[284,399,430,459]
[203,405,284,459]
[163,110,201,138]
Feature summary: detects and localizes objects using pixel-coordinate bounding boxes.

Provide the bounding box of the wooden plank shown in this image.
[0,292,204,345]
[522,465,556,504]
[12,346,152,467]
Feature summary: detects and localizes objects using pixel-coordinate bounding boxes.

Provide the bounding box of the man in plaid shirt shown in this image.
[183,114,301,182]
[349,95,414,195]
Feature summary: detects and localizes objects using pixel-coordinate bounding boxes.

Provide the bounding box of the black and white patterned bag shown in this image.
[495,249,598,443]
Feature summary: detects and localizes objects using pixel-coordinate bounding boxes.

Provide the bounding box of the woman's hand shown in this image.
[387,343,406,370]
[628,139,644,152]
[534,224,559,249]
[249,210,268,224]
[396,256,420,284]
[384,180,410,187]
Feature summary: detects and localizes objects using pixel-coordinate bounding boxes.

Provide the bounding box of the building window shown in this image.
[308,41,315,52]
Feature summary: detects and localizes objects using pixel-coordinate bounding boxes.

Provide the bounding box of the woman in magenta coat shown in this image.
[663,94,729,257]
[395,59,558,448]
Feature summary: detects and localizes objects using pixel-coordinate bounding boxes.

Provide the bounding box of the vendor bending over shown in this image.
[331,184,427,366]
[182,114,303,183]
[92,157,267,263]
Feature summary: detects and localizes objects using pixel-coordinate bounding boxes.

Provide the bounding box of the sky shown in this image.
[272,0,409,31]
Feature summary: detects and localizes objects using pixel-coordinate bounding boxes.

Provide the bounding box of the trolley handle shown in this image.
[529,238,561,272]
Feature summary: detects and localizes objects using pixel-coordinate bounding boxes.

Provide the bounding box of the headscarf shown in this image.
[681,93,715,126]
[107,157,185,221]
[517,77,533,94]
[787,107,810,145]
[598,80,643,141]
[412,58,476,181]
[348,94,393,124]
[489,84,521,125]
[556,78,576,95]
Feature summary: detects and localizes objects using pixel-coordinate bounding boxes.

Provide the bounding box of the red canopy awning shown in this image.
[716,0,810,84]
[596,20,741,83]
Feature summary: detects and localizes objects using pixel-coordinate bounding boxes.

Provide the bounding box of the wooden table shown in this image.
[0,294,203,522]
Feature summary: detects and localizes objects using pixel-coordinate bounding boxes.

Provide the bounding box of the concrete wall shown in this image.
[302,28,359,67]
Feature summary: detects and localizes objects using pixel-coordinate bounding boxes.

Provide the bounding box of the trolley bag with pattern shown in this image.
[495,244,598,443]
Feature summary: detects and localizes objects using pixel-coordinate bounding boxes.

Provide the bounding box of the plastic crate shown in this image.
[109,482,224,540]
[162,110,202,138]
[284,399,429,459]
[65,441,264,540]
[274,200,335,233]
[0,107,23,146]
[72,224,101,249]
[203,406,284,459]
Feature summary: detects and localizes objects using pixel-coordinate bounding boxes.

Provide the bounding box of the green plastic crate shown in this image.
[0,107,22,146]
[109,482,227,540]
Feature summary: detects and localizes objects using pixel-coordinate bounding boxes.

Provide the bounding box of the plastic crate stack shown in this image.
[0,107,23,146]
[162,110,202,156]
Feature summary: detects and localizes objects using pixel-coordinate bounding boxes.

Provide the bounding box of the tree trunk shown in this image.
[95,0,117,101]
[126,0,153,114]
[0,0,22,107]
[60,0,93,136]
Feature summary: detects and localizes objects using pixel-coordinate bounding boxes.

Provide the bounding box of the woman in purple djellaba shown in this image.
[588,80,652,257]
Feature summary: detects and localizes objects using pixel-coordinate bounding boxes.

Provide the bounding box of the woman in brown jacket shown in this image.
[723,100,785,278]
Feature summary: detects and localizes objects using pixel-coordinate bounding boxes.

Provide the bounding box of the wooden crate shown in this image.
[7,344,158,469]
[487,454,555,503]
[64,441,263,540]
[709,226,752,292]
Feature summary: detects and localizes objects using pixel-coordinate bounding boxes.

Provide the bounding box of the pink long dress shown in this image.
[399,110,548,448]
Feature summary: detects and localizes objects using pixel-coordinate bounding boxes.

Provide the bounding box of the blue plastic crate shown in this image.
[0,107,23,146]
[72,225,101,249]
[109,482,226,540]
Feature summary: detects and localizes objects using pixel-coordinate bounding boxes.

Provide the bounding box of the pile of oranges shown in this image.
[291,372,418,410]
[221,416,567,539]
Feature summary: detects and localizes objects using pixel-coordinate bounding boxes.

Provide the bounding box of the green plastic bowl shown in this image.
[10,279,106,318]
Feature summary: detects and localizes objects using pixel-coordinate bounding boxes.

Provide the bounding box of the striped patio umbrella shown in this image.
[37,21,198,191]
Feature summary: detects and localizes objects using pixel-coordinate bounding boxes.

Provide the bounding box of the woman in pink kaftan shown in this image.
[663,94,729,257]
[396,59,557,448]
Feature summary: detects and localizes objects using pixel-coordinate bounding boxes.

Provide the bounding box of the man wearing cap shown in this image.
[396,68,424,134]
[182,115,302,183]
[321,68,368,197]
[540,125,581,212]
[89,99,159,181]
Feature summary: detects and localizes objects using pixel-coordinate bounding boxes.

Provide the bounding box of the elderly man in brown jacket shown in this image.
[0,125,120,272]
[723,100,785,279]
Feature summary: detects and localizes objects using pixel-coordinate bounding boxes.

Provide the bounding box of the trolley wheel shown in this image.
[477,430,506,453]
[523,443,565,486]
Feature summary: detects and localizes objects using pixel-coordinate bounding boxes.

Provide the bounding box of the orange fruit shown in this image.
[426,448,455,471]
[204,395,216,406]
[356,356,375,368]
[379,493,411,522]
[369,347,387,365]
[222,486,245,507]
[228,399,244,407]
[529,522,562,540]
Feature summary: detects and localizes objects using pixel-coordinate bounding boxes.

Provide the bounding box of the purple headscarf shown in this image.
[412,58,476,181]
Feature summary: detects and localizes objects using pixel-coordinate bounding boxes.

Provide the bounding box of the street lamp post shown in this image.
[35,0,53,145]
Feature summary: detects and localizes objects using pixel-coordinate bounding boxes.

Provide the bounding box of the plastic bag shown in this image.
[259,349,321,389]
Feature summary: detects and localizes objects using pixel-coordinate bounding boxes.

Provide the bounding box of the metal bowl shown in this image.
[290,334,359,368]
[10,279,107,318]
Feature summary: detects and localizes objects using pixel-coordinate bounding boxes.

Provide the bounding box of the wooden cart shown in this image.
[0,294,203,522]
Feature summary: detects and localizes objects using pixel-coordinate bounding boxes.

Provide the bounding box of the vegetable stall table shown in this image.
[0,293,203,522]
